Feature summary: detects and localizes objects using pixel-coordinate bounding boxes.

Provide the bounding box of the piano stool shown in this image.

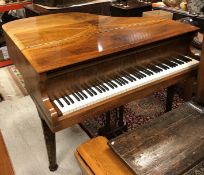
[0,130,15,175]
[75,136,134,175]
[75,102,204,175]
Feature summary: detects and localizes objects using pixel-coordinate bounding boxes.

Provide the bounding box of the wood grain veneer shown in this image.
[3,13,198,74]
[0,131,15,175]
[2,13,199,170]
[76,136,134,175]
[76,102,204,175]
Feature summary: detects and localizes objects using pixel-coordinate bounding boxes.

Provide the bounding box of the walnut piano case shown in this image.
[2,13,198,132]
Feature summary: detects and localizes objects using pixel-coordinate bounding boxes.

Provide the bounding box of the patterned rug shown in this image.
[81,88,185,137]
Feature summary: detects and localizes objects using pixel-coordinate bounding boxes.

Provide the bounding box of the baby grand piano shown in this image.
[2,13,199,171]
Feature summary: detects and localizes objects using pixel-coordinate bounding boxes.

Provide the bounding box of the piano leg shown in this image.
[40,118,58,171]
[98,106,128,139]
[118,106,125,128]
[165,85,176,112]
[183,77,194,101]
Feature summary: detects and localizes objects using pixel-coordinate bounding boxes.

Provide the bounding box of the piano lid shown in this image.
[3,13,198,74]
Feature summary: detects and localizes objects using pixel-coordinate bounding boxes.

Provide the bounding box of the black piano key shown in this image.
[101,83,109,91]
[147,65,159,73]
[105,76,119,87]
[99,77,113,89]
[127,73,136,81]
[114,78,123,86]
[79,90,88,99]
[129,68,144,79]
[171,58,184,65]
[73,93,81,101]
[121,71,135,82]
[109,76,122,86]
[131,72,142,79]
[173,57,185,64]
[105,81,115,89]
[137,66,153,76]
[93,85,103,93]
[155,63,169,70]
[177,55,192,63]
[177,57,189,63]
[120,72,132,81]
[143,67,154,75]
[76,91,84,100]
[138,71,147,77]
[88,87,97,95]
[168,59,179,66]
[163,60,176,67]
[145,67,155,74]
[66,95,74,104]
[123,74,133,82]
[85,88,94,97]
[146,65,156,73]
[108,79,118,88]
[118,77,128,84]
[56,98,64,107]
[137,67,151,76]
[120,75,129,84]
[132,72,143,79]
[75,87,88,99]
[152,65,163,72]
[184,56,193,61]
[63,96,70,105]
[135,67,147,75]
[95,81,106,92]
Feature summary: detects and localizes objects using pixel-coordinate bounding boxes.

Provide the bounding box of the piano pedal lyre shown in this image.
[98,106,128,139]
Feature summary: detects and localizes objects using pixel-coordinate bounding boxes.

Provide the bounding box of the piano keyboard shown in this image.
[53,55,199,115]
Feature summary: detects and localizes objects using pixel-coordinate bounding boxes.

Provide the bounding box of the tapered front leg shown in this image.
[40,118,58,171]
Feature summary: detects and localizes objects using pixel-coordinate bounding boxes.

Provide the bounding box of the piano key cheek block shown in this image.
[2,12,199,171]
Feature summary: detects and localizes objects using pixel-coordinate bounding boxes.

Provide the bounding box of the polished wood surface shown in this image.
[0,131,15,175]
[3,13,197,74]
[76,136,134,175]
[76,102,204,175]
[3,13,198,132]
[3,13,199,170]
[109,102,204,175]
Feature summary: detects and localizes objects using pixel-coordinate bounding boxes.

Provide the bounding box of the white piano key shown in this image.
[53,57,199,115]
